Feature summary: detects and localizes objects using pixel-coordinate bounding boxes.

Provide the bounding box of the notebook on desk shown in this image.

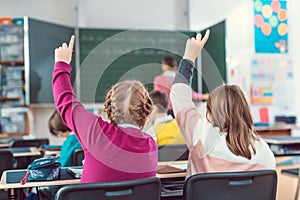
[66,167,83,179]
[157,163,187,174]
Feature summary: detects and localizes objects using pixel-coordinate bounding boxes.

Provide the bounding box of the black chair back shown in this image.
[55,177,161,200]
[158,144,189,162]
[72,149,84,166]
[0,151,14,176]
[183,169,277,200]
[10,138,49,148]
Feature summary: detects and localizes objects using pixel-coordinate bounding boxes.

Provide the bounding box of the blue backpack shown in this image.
[21,157,61,184]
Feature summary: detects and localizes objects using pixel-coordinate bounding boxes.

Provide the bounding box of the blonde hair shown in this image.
[206,85,258,159]
[104,80,152,128]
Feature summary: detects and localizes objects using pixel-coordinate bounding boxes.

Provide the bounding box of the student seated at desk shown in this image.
[144,90,185,146]
[170,30,275,179]
[25,111,83,200]
[52,36,157,183]
[48,110,82,167]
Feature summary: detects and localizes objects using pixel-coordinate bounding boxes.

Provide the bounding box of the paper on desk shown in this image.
[169,163,188,170]
[68,168,83,175]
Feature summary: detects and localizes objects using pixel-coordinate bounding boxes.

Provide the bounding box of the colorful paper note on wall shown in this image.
[254,0,288,53]
[251,85,274,104]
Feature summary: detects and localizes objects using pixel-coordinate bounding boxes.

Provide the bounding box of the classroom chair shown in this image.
[0,151,14,200]
[55,177,161,200]
[9,138,49,148]
[158,144,189,162]
[183,170,277,200]
[9,138,48,169]
[72,149,84,166]
[0,150,14,176]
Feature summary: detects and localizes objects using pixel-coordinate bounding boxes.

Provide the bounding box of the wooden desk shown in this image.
[262,136,300,157]
[275,157,300,200]
[0,143,9,148]
[0,169,80,190]
[264,136,300,144]
[255,126,294,137]
[0,147,41,157]
[0,161,187,190]
[0,168,81,200]
[3,159,297,200]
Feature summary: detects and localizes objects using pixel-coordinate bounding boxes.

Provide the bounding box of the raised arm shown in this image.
[170,30,210,146]
[53,36,102,148]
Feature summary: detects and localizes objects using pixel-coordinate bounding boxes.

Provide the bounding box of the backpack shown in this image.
[21,157,61,184]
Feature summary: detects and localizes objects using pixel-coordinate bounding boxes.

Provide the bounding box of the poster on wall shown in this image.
[250,56,293,111]
[254,0,288,53]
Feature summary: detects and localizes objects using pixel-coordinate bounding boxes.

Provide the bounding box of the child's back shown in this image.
[170,31,275,178]
[52,36,157,183]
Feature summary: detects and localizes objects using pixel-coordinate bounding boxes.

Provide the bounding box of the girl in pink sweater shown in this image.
[52,36,157,183]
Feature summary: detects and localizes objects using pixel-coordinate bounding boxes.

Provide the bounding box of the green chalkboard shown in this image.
[79,29,197,103]
[78,22,226,103]
[201,20,227,93]
[28,18,75,104]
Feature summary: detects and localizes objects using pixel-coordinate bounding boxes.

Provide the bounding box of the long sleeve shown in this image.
[52,61,107,149]
[170,59,202,147]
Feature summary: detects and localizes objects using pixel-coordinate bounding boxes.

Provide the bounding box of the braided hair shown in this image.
[104,80,152,129]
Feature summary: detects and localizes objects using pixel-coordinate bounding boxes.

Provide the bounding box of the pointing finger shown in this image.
[68,35,75,50]
[201,29,210,45]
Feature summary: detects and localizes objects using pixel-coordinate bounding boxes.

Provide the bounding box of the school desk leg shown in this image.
[7,188,25,200]
[8,188,15,200]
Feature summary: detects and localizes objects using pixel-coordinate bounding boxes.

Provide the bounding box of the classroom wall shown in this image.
[0,0,188,144]
[189,0,242,30]
[189,0,300,126]
[77,0,189,29]
[0,0,188,29]
[0,0,75,26]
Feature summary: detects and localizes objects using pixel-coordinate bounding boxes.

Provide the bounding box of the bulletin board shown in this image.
[254,0,288,53]
[250,56,293,111]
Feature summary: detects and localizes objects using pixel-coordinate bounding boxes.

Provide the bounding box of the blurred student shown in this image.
[153,56,209,117]
[170,30,275,178]
[48,110,82,167]
[144,90,185,146]
[52,36,157,183]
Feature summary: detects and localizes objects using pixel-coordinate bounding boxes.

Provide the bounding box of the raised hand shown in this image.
[55,35,75,64]
[183,29,210,63]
